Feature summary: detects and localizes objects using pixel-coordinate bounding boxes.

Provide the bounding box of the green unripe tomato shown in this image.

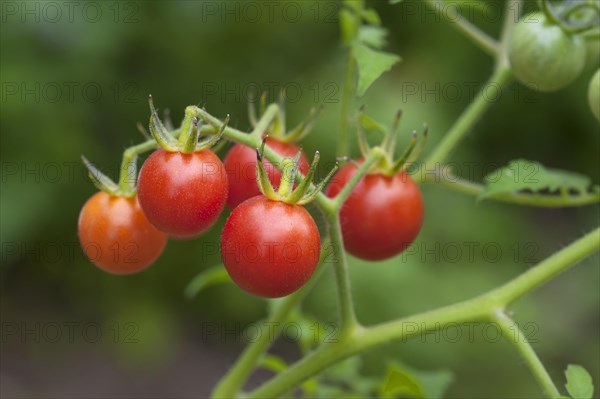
[589,69,600,122]
[508,12,586,92]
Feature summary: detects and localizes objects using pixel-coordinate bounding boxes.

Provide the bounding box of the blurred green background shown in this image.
[1,0,598,398]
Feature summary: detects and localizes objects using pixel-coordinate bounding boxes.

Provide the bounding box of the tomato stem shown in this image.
[177,106,201,154]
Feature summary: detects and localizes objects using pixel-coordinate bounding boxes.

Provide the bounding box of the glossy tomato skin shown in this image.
[223,138,310,208]
[220,196,320,298]
[78,192,168,274]
[137,149,228,238]
[326,161,423,261]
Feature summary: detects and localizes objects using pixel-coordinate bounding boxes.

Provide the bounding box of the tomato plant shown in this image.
[78,191,167,274]
[74,1,599,398]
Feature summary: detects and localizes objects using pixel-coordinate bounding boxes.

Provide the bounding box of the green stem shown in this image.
[246,228,599,398]
[251,103,280,138]
[338,47,357,157]
[493,310,562,398]
[424,65,512,166]
[327,213,360,334]
[424,0,500,56]
[487,227,600,306]
[115,125,215,195]
[426,171,600,207]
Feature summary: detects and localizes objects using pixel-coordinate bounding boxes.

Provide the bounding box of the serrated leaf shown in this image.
[358,25,389,49]
[184,266,232,299]
[565,364,594,399]
[352,42,401,97]
[259,354,288,374]
[479,159,595,202]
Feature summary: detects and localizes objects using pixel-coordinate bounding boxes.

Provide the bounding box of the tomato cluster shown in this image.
[78,103,425,298]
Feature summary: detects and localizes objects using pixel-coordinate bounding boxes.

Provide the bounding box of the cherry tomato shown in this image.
[137,148,228,238]
[223,138,310,208]
[220,196,320,298]
[508,12,586,92]
[326,161,424,261]
[78,192,168,274]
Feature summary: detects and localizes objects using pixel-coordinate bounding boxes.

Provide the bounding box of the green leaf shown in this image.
[565,364,594,399]
[379,363,454,399]
[389,0,403,4]
[380,366,423,397]
[479,159,596,202]
[184,266,232,299]
[358,26,389,49]
[352,42,401,97]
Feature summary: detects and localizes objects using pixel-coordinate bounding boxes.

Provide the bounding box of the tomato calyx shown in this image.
[147,95,230,154]
[255,136,338,205]
[356,107,427,177]
[248,90,323,143]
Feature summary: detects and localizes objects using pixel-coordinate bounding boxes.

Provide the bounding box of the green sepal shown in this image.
[136,121,152,140]
[381,109,403,156]
[197,114,230,151]
[296,161,339,206]
[390,131,417,174]
[81,155,122,196]
[286,151,321,204]
[148,95,178,152]
[256,137,277,199]
[283,104,324,143]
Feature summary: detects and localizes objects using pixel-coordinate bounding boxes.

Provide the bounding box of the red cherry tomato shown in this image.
[78,192,168,274]
[326,161,424,261]
[220,196,320,298]
[223,138,310,208]
[137,149,228,238]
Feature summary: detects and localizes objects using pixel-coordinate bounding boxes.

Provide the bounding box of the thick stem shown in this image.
[338,48,357,157]
[246,228,599,398]
[493,310,562,398]
[327,213,360,334]
[486,227,600,306]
